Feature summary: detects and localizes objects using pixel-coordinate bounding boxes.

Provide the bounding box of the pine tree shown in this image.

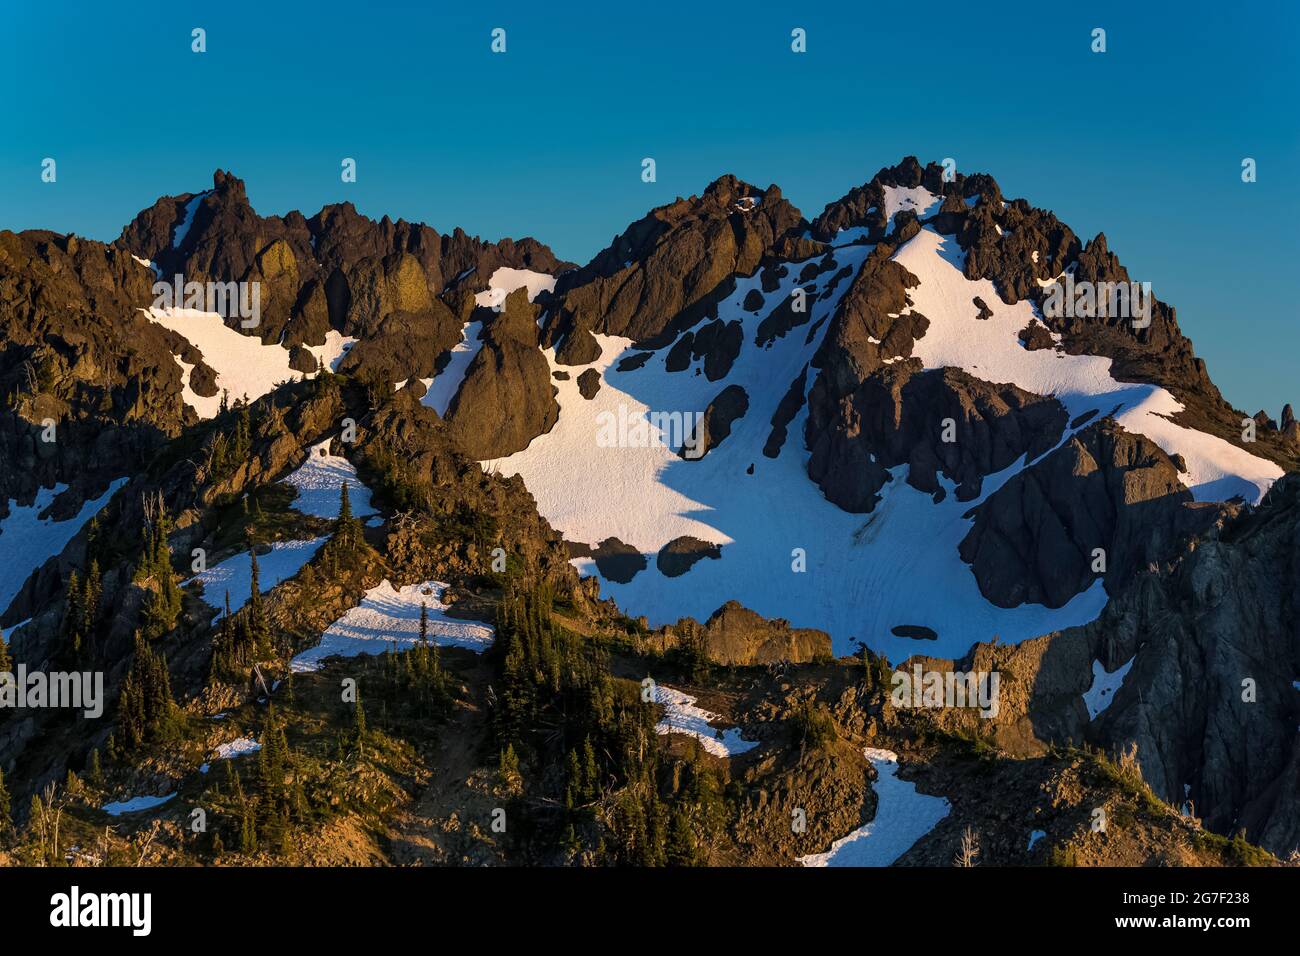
[87,748,103,788]
[0,630,11,674]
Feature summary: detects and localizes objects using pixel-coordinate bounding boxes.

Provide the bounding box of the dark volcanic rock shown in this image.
[576,368,601,400]
[656,536,722,577]
[443,290,559,458]
[807,365,1068,513]
[555,324,602,366]
[690,318,744,381]
[1018,320,1056,351]
[616,351,653,372]
[959,419,1225,608]
[573,537,646,584]
[682,384,749,460]
[763,365,808,459]
[551,175,806,345]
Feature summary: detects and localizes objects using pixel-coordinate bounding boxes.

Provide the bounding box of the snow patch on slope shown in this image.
[473,267,556,309]
[303,330,357,373]
[484,246,1109,660]
[172,193,208,248]
[143,307,299,418]
[799,748,949,866]
[895,228,1282,504]
[1083,656,1134,720]
[0,479,126,619]
[186,538,326,619]
[881,185,941,230]
[291,580,494,672]
[284,439,378,521]
[421,321,485,416]
[103,793,176,816]
[653,685,758,757]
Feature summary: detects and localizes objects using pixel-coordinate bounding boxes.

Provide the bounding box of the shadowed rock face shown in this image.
[547,174,807,348]
[808,363,1068,514]
[681,384,749,460]
[1075,472,1300,856]
[0,229,193,512]
[958,419,1225,609]
[656,536,721,577]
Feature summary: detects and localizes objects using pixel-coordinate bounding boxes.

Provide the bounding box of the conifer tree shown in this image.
[0,630,11,674]
[88,748,103,788]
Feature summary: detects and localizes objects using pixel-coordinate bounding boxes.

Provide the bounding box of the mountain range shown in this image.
[1,157,1297,867]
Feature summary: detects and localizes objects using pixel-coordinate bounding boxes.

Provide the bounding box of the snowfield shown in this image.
[0,479,126,620]
[894,228,1281,504]
[472,267,556,309]
[482,224,1280,661]
[652,685,758,757]
[284,438,379,521]
[186,538,325,618]
[420,321,484,416]
[291,580,494,672]
[484,244,1108,661]
[143,307,300,418]
[1083,656,1134,720]
[799,748,950,866]
[141,308,356,419]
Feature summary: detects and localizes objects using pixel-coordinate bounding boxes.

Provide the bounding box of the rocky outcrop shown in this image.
[547,175,806,347]
[443,290,559,459]
[808,364,1067,513]
[0,229,191,514]
[958,419,1224,608]
[658,600,832,666]
[655,536,721,577]
[681,384,749,459]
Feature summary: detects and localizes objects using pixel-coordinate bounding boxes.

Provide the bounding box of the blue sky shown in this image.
[2,0,1296,416]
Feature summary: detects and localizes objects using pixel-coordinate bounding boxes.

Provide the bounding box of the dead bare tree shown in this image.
[954,825,981,867]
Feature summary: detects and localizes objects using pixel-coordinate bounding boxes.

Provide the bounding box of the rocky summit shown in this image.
[1,158,1297,877]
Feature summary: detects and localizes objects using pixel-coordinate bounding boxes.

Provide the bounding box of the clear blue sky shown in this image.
[2,0,1296,416]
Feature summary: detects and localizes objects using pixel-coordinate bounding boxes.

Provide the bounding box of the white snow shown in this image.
[0,479,126,619]
[102,793,176,816]
[421,321,485,416]
[1028,829,1046,850]
[881,185,941,230]
[472,267,556,309]
[1083,656,1134,720]
[212,736,262,760]
[290,579,494,672]
[172,193,207,248]
[131,255,162,279]
[894,228,1282,504]
[799,748,950,866]
[303,330,357,373]
[477,224,1278,662]
[283,438,379,521]
[483,246,1108,661]
[143,307,299,418]
[186,538,325,618]
[652,685,758,757]
[142,308,356,419]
